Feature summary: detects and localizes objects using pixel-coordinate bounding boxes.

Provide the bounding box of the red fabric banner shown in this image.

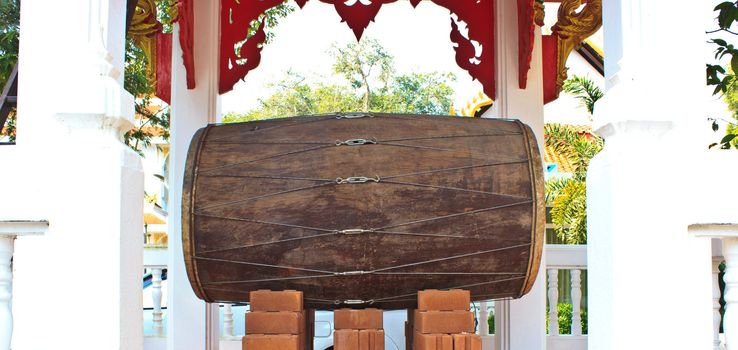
[156,33,173,104]
[177,0,195,89]
[518,0,535,89]
[542,34,559,104]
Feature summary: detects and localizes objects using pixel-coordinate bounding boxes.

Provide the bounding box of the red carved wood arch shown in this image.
[178,0,539,102]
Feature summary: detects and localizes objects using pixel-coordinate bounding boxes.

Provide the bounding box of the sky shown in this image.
[220,1,483,115]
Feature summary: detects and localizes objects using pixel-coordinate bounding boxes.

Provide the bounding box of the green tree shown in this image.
[707,1,738,148]
[224,70,456,123]
[544,124,603,244]
[562,75,603,115]
[0,0,18,89]
[0,0,18,142]
[330,39,394,111]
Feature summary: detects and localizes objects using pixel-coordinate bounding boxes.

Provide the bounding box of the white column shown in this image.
[0,236,13,350]
[486,1,546,349]
[479,301,489,336]
[725,238,738,350]
[547,269,559,336]
[570,269,582,336]
[152,267,165,337]
[10,1,143,349]
[167,0,221,348]
[589,2,714,349]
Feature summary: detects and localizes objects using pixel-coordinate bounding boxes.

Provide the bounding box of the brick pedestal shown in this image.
[413,290,481,350]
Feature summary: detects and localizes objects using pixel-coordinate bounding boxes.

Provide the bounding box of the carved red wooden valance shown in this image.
[177,0,542,101]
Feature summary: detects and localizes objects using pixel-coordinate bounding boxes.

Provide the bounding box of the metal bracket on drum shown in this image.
[334,299,376,305]
[335,138,378,146]
[336,112,375,119]
[334,228,375,235]
[335,176,381,184]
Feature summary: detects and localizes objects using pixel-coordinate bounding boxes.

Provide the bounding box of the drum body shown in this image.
[182,114,544,309]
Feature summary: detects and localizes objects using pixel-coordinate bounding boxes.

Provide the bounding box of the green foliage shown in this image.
[707,1,738,148]
[544,124,603,244]
[123,95,170,157]
[330,39,395,111]
[562,75,603,115]
[242,2,295,49]
[0,0,18,140]
[488,312,495,335]
[0,0,18,90]
[225,41,456,122]
[3,110,14,142]
[546,303,588,335]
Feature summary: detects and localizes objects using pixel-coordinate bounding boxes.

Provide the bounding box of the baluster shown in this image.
[223,303,234,339]
[724,238,738,350]
[151,267,164,337]
[547,268,559,336]
[571,269,583,336]
[0,236,14,350]
[714,260,724,350]
[479,301,489,336]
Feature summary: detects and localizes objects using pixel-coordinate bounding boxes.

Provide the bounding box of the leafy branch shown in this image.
[707,1,738,148]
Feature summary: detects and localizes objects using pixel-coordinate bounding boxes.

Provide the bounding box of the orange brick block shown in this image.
[468,334,482,350]
[417,290,470,311]
[452,334,466,350]
[358,330,384,350]
[334,329,360,350]
[245,311,305,335]
[334,309,383,330]
[413,310,474,334]
[242,334,300,350]
[413,333,453,350]
[359,329,370,350]
[249,290,304,312]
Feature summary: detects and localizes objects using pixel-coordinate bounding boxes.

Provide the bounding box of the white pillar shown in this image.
[486,1,546,349]
[589,2,714,349]
[167,0,221,348]
[0,236,13,350]
[152,267,165,337]
[570,269,582,336]
[10,1,143,349]
[725,238,738,350]
[547,269,559,336]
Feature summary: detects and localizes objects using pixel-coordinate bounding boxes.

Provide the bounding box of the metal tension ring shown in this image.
[335,138,378,146]
[336,112,374,119]
[335,229,374,235]
[334,299,376,305]
[335,176,381,184]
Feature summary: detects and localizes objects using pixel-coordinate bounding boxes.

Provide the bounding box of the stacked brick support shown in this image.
[412,290,482,350]
[333,308,385,350]
[243,290,308,350]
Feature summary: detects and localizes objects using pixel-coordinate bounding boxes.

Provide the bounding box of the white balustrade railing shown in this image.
[148,266,165,337]
[222,303,237,340]
[0,221,48,350]
[545,244,587,339]
[0,236,13,350]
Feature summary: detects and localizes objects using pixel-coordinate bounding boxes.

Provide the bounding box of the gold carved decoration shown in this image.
[534,1,545,27]
[128,0,163,87]
[451,91,494,117]
[551,0,602,98]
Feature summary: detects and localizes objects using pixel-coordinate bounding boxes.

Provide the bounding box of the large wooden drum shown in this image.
[182,113,544,309]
